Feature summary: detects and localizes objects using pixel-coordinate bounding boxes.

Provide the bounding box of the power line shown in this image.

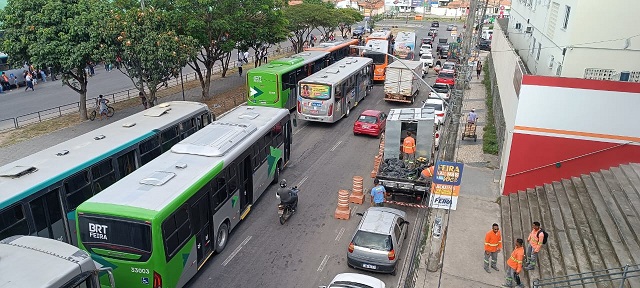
[482,31,640,53]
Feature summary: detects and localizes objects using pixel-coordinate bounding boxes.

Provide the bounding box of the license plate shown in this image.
[310,110,319,114]
[362,263,377,269]
[362,125,369,129]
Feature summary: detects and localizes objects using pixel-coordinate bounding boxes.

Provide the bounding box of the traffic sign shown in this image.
[500,5,505,10]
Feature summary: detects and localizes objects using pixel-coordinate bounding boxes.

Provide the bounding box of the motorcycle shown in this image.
[276,187,298,225]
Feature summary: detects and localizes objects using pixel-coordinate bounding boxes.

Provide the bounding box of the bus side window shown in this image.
[162,204,191,260]
[0,204,30,239]
[29,188,65,241]
[160,124,180,152]
[91,159,116,194]
[227,165,238,193]
[116,149,137,178]
[252,143,261,169]
[213,176,228,209]
[271,123,283,147]
[200,112,211,127]
[64,170,93,211]
[181,118,197,139]
[139,135,161,166]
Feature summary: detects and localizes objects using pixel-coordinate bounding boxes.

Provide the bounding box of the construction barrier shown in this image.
[335,189,351,220]
[349,176,365,205]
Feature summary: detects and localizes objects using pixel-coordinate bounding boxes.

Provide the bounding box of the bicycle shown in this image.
[89,102,115,121]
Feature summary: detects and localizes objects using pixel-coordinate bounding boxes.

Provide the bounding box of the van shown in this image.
[482,29,493,40]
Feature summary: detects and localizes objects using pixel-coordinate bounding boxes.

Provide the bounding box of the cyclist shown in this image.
[97,95,110,121]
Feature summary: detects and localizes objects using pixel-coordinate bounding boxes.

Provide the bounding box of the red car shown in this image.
[353,110,387,138]
[435,69,455,88]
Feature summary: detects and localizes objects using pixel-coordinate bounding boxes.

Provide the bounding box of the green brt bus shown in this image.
[247,50,331,110]
[76,106,292,288]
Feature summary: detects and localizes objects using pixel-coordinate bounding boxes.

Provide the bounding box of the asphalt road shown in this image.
[186,22,455,288]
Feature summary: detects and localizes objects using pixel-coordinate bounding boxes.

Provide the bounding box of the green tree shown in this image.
[102,7,197,106]
[283,3,327,53]
[1,0,111,120]
[337,8,364,38]
[316,6,340,41]
[236,0,288,67]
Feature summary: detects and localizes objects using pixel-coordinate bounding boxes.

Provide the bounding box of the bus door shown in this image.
[335,84,347,118]
[190,192,213,267]
[239,155,253,210]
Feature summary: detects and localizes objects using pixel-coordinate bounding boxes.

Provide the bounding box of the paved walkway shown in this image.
[415,51,506,288]
[0,64,251,165]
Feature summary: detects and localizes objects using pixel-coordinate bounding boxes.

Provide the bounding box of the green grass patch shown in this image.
[482,62,499,155]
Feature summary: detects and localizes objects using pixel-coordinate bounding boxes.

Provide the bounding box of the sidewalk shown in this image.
[0,65,250,165]
[415,51,505,288]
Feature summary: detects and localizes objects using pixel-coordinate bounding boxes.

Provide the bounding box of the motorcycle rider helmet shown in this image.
[279,179,287,188]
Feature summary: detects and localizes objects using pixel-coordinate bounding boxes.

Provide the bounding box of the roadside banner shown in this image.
[428,161,464,210]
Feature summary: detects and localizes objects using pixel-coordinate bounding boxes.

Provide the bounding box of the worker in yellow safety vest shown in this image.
[402,131,416,163]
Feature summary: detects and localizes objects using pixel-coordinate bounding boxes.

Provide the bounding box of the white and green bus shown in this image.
[0,101,212,246]
[76,106,292,288]
[0,235,115,288]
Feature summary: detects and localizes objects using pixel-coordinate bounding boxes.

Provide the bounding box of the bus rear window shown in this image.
[78,215,152,256]
[299,83,331,100]
[363,52,386,65]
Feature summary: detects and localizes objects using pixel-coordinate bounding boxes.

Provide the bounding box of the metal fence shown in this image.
[403,207,431,288]
[0,46,294,133]
[532,264,640,288]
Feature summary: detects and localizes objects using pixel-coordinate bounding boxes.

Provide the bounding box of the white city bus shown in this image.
[393,31,417,60]
[0,235,115,288]
[297,57,374,123]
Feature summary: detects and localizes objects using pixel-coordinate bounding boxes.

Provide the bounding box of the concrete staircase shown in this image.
[500,163,640,288]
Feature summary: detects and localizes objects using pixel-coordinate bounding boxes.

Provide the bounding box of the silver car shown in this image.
[347,207,409,275]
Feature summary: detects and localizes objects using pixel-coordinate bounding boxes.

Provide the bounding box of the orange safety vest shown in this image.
[402,136,416,154]
[507,246,525,273]
[421,166,434,178]
[484,230,502,252]
[528,228,544,252]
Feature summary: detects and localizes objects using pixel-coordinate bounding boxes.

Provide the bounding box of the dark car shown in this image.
[439,45,450,58]
[431,21,439,28]
[446,24,455,31]
[352,26,365,36]
[478,39,492,51]
[421,37,433,45]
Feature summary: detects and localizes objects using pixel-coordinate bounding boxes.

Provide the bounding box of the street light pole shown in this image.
[180,68,185,101]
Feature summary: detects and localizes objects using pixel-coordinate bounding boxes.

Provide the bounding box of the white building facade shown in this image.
[507,0,640,81]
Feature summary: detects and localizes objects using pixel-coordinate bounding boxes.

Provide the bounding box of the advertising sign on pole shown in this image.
[428,161,464,210]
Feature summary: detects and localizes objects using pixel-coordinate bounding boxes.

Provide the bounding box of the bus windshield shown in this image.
[363,52,386,65]
[79,214,152,256]
[300,83,331,100]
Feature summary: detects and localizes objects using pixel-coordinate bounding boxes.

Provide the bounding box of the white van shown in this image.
[482,29,493,40]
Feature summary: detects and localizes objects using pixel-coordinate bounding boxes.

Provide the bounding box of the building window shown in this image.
[531,38,536,55]
[536,43,541,61]
[562,6,571,29]
[584,68,616,80]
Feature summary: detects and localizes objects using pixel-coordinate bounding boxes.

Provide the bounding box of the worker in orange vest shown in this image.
[525,221,545,271]
[484,223,502,273]
[503,238,525,288]
[402,131,416,163]
[420,165,434,179]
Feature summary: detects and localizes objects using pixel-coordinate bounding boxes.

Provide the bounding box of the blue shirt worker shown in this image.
[371,178,387,207]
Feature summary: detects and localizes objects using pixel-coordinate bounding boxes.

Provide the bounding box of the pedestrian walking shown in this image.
[243,51,249,64]
[25,73,35,91]
[525,221,546,271]
[476,60,482,79]
[139,92,148,109]
[503,239,525,287]
[237,59,243,76]
[484,223,502,273]
[402,131,416,163]
[39,69,47,83]
[370,178,387,207]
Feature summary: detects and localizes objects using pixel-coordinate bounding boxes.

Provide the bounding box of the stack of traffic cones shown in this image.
[334,189,351,220]
[349,176,365,205]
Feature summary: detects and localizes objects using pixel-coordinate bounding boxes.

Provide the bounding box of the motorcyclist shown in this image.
[276,179,298,211]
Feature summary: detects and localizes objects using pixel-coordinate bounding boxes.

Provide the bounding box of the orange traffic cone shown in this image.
[349,176,365,205]
[334,189,351,220]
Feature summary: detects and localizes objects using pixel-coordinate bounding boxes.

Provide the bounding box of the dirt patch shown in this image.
[0,114,83,147]
[201,86,248,117]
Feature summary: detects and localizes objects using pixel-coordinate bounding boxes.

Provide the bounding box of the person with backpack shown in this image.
[525,221,547,271]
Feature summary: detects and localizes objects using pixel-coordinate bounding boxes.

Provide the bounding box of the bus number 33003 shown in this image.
[131,268,150,274]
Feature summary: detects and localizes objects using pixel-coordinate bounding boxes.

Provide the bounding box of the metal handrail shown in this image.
[0,46,294,132]
[532,264,640,288]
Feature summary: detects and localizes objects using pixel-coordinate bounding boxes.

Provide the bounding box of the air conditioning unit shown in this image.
[515,23,522,30]
[548,56,554,68]
[525,26,533,33]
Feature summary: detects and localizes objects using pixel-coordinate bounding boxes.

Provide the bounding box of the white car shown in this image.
[419,43,432,56]
[422,98,447,126]
[420,54,434,73]
[321,273,386,288]
[428,83,450,100]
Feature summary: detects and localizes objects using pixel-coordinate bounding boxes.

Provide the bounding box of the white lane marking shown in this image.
[293,124,307,135]
[335,227,345,242]
[222,236,252,266]
[351,206,359,216]
[317,255,329,272]
[297,176,309,187]
[330,141,342,152]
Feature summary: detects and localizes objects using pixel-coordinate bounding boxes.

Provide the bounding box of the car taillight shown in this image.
[348,242,354,253]
[388,249,396,260]
[297,102,301,114]
[153,271,162,288]
[437,113,444,117]
[328,104,333,116]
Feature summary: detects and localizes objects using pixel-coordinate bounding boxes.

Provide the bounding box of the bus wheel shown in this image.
[345,104,351,117]
[215,222,229,253]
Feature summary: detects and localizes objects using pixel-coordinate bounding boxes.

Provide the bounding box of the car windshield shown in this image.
[358,115,377,124]
[424,103,443,111]
[363,52,386,65]
[439,72,454,79]
[353,231,393,251]
[443,63,455,70]
[329,282,376,288]
[421,55,432,60]
[433,84,449,92]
